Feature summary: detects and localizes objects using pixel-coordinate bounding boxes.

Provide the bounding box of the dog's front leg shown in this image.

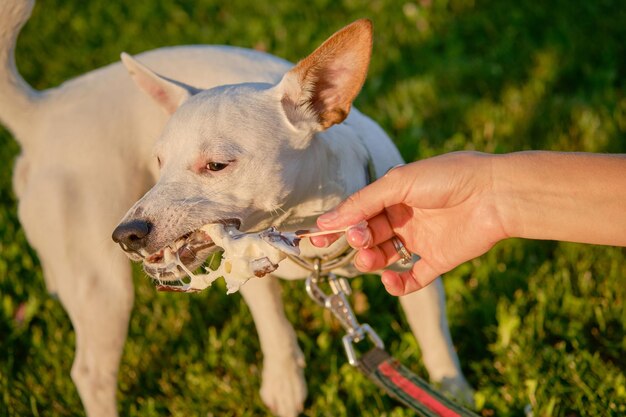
[52,251,133,417]
[239,277,306,417]
[399,278,475,406]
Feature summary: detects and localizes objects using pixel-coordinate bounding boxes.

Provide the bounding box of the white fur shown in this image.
[1,2,473,416]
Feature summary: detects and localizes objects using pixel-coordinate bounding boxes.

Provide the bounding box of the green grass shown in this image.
[1,0,626,416]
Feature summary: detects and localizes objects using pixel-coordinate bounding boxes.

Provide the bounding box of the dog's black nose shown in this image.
[112,219,152,251]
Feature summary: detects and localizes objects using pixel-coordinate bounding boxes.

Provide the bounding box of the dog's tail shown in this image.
[0,0,40,138]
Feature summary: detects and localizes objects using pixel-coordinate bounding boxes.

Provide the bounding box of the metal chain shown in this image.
[305,258,384,366]
[287,242,357,275]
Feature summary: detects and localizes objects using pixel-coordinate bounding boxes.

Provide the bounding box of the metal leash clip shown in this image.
[305,259,384,366]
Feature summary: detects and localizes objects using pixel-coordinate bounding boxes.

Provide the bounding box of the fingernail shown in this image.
[381,272,401,296]
[318,209,339,225]
[310,236,330,247]
[346,223,372,249]
[381,274,391,287]
[354,251,372,271]
[380,276,397,296]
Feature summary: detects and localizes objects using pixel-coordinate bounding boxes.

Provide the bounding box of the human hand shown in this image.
[312,152,507,296]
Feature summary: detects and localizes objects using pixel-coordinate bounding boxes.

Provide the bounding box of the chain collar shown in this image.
[286,243,356,274]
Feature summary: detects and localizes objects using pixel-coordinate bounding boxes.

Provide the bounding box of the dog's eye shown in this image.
[207,162,229,172]
[156,156,162,168]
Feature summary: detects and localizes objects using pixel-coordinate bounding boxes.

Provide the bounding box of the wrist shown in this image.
[488,153,518,241]
[490,151,577,242]
[450,151,511,246]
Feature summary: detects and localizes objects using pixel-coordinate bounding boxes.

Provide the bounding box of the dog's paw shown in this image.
[260,350,307,417]
[438,375,476,409]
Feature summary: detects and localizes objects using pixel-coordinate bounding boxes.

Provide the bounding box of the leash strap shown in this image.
[304,263,479,416]
[358,348,478,417]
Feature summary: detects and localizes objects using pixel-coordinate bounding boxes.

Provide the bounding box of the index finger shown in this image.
[317,166,409,229]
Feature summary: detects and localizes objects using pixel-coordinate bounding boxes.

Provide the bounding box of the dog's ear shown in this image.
[121,53,200,115]
[276,19,372,131]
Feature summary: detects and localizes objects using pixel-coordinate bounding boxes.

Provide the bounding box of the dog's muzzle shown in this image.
[112,218,241,281]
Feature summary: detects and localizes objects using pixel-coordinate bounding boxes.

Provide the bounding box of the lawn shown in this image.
[1,0,625,416]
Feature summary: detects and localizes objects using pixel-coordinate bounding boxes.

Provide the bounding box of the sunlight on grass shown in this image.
[1,0,625,416]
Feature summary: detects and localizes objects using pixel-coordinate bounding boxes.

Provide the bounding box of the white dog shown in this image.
[1,1,472,416]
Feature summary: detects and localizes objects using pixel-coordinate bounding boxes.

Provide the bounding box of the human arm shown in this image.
[493,151,626,245]
[313,151,626,296]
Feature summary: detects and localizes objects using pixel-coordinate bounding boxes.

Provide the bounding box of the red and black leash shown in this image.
[303,264,479,417]
[358,347,477,417]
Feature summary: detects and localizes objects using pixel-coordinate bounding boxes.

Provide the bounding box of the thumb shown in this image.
[318,167,408,229]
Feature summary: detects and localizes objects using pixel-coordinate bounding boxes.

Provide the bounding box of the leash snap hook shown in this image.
[324,273,385,366]
[325,273,361,335]
[343,324,384,366]
[304,258,384,367]
[305,258,328,307]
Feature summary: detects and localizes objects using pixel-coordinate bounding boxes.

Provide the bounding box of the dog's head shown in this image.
[112,20,372,280]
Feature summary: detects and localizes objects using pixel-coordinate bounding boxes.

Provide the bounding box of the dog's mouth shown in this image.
[142,219,240,282]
